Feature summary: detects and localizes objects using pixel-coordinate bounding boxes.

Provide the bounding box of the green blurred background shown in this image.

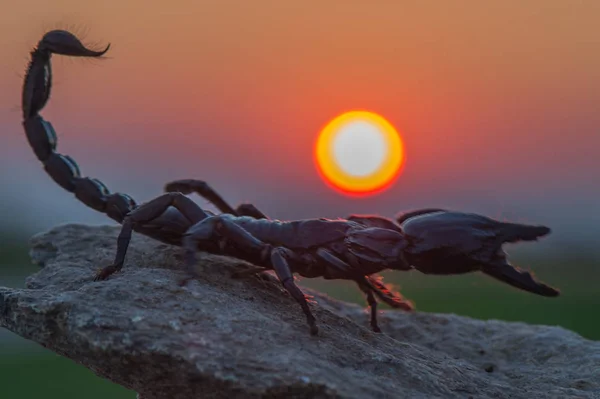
[1,229,598,398]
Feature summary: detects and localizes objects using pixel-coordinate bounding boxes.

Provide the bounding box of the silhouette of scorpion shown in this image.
[21,30,559,335]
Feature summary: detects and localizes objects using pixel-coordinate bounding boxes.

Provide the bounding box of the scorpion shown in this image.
[22,30,560,336]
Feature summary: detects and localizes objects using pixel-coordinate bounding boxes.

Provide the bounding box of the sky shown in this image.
[0,1,599,249]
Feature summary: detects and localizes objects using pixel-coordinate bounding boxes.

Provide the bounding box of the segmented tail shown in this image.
[22,30,136,223]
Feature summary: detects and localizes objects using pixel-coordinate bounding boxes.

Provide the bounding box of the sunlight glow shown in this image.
[315,111,405,196]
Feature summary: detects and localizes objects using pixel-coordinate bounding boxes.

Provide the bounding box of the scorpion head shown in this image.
[37,30,110,57]
[345,227,411,271]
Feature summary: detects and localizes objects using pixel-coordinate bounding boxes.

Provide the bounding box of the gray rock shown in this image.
[0,224,598,399]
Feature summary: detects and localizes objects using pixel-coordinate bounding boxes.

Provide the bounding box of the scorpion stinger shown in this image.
[37,29,110,58]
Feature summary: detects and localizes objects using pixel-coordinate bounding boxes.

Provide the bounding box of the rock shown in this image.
[0,224,598,399]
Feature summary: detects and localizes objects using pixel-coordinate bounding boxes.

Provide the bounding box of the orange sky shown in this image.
[1,1,599,237]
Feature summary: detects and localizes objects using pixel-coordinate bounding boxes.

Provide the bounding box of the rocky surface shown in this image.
[0,224,598,398]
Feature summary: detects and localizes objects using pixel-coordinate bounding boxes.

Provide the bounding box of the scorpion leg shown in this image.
[164,179,238,215]
[316,248,411,331]
[94,192,209,281]
[363,275,414,311]
[165,178,269,219]
[271,248,319,336]
[234,203,269,219]
[202,215,270,255]
[182,217,318,335]
[181,215,271,286]
[316,249,381,330]
[355,282,382,332]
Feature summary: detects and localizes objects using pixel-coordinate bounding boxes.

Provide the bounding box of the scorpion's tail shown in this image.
[22,30,136,223]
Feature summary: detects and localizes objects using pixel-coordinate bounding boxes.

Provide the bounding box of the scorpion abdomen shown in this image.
[235,217,355,250]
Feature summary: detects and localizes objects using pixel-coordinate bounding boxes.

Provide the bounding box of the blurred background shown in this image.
[1,1,599,397]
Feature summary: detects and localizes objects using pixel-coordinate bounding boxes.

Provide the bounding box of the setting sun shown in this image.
[314,111,405,196]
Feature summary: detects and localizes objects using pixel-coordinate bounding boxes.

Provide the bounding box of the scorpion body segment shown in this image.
[185,214,409,275]
[219,216,357,249]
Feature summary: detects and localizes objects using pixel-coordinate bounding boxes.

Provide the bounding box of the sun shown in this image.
[314,110,405,196]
